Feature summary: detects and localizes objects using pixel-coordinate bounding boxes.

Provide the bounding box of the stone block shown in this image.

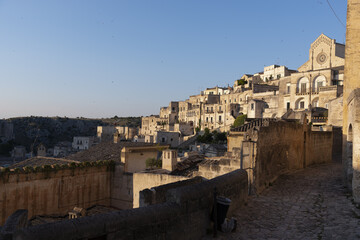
[211,164,220,172]
[219,159,231,166]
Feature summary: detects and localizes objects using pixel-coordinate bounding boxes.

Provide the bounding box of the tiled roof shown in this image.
[170,154,205,177]
[67,141,160,162]
[10,157,78,168]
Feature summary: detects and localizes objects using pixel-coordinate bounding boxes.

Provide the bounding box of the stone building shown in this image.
[140,34,344,140]
[277,34,344,120]
[72,136,95,150]
[53,141,72,157]
[140,115,164,136]
[343,0,360,203]
[11,146,26,159]
[114,126,138,142]
[121,144,169,173]
[36,143,47,157]
[97,126,116,142]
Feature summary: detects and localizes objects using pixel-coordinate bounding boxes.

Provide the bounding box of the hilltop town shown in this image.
[1,11,360,238]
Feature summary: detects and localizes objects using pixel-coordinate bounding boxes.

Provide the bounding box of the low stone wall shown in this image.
[305,130,333,166]
[12,169,248,240]
[139,176,204,207]
[133,173,189,208]
[228,121,333,194]
[110,165,133,209]
[0,165,112,225]
[195,159,240,179]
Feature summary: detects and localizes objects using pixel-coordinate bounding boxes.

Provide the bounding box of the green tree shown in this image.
[213,131,227,143]
[197,128,213,143]
[233,114,247,128]
[146,157,162,169]
[146,157,157,169]
[237,79,248,86]
[195,127,200,133]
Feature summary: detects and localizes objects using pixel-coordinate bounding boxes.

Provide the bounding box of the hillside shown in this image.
[1,116,141,155]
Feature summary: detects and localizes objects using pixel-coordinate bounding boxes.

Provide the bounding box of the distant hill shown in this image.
[0,116,141,155]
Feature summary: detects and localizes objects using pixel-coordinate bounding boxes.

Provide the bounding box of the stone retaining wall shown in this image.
[12,169,248,240]
[0,166,112,225]
[139,176,204,207]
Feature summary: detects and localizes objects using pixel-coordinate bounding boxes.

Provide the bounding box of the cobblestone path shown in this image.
[207,163,360,240]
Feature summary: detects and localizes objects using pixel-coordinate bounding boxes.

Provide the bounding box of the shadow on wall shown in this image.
[2,169,248,240]
[228,121,334,195]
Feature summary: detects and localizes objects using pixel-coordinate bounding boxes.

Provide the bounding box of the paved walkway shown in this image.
[207,163,360,240]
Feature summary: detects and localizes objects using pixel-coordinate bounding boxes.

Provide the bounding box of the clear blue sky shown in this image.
[0,0,347,119]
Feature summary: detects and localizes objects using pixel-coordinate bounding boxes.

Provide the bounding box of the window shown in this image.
[287,102,290,110]
[317,81,323,92]
[206,117,208,122]
[251,103,254,110]
[211,107,213,112]
[301,83,307,94]
[219,106,221,111]
[211,117,213,123]
[162,137,165,143]
[300,101,305,109]
[219,116,222,122]
[286,83,291,94]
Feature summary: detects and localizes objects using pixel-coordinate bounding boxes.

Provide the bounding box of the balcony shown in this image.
[311,116,328,124]
[295,90,310,96]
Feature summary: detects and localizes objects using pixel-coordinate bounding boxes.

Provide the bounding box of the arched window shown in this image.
[312,97,319,108]
[295,97,305,109]
[313,75,326,92]
[297,77,309,94]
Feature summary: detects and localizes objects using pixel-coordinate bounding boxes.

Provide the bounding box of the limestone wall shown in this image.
[196,159,240,179]
[228,121,333,194]
[0,166,112,225]
[132,173,189,208]
[328,96,343,127]
[139,176,204,207]
[343,0,360,202]
[110,165,133,209]
[13,169,248,240]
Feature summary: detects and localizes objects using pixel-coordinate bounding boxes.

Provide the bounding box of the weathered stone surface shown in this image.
[12,169,248,240]
[0,166,111,225]
[204,163,360,240]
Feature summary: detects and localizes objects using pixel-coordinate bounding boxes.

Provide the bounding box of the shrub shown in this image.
[233,114,247,128]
